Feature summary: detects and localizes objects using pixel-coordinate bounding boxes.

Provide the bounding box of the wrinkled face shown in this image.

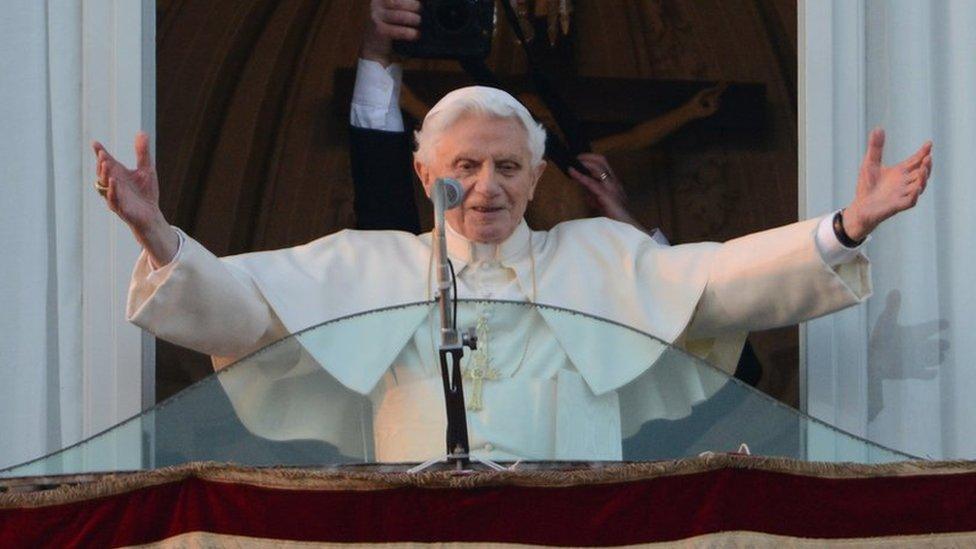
[416,114,546,244]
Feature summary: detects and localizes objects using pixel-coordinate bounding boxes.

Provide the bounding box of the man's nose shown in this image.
[471,164,502,196]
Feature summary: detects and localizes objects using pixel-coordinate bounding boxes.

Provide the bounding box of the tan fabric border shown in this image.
[4,455,976,509]
[124,529,976,549]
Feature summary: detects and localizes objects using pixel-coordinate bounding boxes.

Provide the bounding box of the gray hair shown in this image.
[414,86,547,166]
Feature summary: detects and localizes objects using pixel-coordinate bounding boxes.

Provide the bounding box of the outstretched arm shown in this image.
[92,133,275,361]
[842,128,933,241]
[687,129,934,338]
[591,84,726,155]
[92,132,179,267]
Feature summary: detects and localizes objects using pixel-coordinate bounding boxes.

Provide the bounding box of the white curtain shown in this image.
[802,0,976,459]
[0,2,84,469]
[0,0,153,470]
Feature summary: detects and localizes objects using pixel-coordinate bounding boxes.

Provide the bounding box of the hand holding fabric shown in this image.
[568,153,645,231]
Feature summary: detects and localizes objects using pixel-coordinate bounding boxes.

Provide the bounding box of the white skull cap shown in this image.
[424,85,532,124]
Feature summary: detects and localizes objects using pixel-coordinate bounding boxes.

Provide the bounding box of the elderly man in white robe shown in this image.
[92,84,932,462]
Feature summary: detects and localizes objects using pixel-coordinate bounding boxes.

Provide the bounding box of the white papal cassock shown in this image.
[127,217,871,462]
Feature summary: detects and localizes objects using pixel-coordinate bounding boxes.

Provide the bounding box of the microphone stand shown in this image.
[408,179,510,474]
[436,301,476,470]
[432,180,477,471]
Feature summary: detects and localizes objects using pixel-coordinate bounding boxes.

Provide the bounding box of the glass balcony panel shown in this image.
[0,301,912,478]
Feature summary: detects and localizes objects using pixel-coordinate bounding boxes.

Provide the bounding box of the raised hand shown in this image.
[92,132,178,266]
[93,132,159,229]
[361,0,422,66]
[568,153,644,230]
[844,128,933,241]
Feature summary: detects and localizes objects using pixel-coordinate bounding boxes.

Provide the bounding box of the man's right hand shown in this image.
[362,0,422,66]
[92,132,179,267]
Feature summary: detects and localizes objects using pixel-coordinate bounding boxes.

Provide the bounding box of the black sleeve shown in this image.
[349,125,422,234]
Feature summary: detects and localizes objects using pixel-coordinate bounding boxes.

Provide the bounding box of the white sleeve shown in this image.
[127,229,274,358]
[815,210,870,267]
[685,217,871,339]
[350,58,404,131]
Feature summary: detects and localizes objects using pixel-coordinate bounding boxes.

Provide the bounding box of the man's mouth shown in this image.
[471,206,504,213]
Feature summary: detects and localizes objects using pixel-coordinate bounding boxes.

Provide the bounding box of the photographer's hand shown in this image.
[362,0,422,66]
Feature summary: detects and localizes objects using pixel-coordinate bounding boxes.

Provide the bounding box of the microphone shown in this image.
[434,177,464,210]
[432,178,464,348]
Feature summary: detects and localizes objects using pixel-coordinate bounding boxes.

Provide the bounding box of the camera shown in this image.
[393,0,495,60]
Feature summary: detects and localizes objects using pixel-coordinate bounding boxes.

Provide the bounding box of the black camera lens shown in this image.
[392,0,493,59]
[434,1,471,33]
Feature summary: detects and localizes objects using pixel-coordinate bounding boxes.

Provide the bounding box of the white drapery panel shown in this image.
[0,0,84,470]
[801,0,976,459]
[0,1,153,469]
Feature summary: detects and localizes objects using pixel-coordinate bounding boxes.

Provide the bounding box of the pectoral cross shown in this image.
[461,314,501,411]
[464,367,499,412]
[463,363,501,411]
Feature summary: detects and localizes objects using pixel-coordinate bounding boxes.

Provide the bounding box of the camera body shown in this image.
[393,0,495,59]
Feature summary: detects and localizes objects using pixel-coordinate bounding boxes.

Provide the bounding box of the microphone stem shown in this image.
[434,182,459,350]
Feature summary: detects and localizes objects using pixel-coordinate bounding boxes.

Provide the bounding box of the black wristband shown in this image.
[833,210,865,248]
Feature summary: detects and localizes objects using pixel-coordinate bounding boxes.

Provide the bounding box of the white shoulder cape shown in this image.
[222,218,718,398]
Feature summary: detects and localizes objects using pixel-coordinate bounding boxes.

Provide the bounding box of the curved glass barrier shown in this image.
[1,301,914,478]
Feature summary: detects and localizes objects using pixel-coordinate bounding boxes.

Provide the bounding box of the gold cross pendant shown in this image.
[463,364,501,411]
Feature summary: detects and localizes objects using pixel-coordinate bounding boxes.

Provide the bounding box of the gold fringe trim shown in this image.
[4,455,976,509]
[122,529,976,548]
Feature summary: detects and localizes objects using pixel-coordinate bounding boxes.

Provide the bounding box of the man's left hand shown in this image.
[844,128,933,241]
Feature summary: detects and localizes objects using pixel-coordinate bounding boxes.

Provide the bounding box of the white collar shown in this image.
[445,219,533,268]
[433,219,536,300]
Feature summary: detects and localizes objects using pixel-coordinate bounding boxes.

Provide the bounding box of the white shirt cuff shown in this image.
[146,227,185,283]
[350,58,404,131]
[815,211,869,267]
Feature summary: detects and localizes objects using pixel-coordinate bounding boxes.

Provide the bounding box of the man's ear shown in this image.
[528,160,546,201]
[414,159,432,197]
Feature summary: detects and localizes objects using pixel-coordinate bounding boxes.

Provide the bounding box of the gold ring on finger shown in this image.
[598,171,611,182]
[94,180,109,196]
